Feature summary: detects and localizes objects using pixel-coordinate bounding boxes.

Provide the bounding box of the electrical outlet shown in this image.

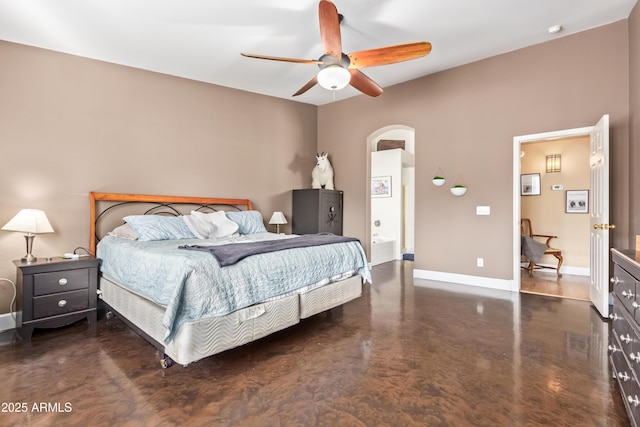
[477,258,484,267]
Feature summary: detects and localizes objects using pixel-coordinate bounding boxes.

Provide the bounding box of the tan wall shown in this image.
[318,21,630,280]
[0,41,318,315]
[521,137,591,269]
[631,4,640,245]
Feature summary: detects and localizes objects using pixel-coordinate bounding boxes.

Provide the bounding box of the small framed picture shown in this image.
[371,176,392,198]
[566,190,589,214]
[521,173,541,196]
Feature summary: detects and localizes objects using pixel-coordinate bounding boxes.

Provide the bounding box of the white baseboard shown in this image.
[414,264,590,297]
[413,269,517,293]
[0,312,16,332]
[521,262,590,277]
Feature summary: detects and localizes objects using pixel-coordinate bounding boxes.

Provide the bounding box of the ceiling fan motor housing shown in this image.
[318,53,350,70]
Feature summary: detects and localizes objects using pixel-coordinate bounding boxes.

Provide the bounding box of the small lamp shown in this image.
[1,209,54,262]
[268,212,287,234]
[546,154,561,173]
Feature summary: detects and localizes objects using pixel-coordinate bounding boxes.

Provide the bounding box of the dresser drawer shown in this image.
[613,263,639,315]
[33,289,89,319]
[33,268,89,296]
[612,348,636,390]
[613,325,640,386]
[612,351,640,425]
[613,297,638,356]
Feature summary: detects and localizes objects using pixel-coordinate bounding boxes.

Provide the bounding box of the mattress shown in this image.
[100,274,362,366]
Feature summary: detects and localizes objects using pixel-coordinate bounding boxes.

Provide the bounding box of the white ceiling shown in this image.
[0,0,637,106]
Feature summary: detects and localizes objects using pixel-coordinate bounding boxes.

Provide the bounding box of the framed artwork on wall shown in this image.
[566,190,589,213]
[520,173,541,196]
[371,176,392,198]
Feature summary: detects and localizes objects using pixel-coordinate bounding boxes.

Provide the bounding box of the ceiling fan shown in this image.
[241,0,432,98]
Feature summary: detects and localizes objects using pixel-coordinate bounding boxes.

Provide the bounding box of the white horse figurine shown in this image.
[311,152,334,190]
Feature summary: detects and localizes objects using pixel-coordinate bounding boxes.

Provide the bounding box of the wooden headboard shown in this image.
[89,192,253,255]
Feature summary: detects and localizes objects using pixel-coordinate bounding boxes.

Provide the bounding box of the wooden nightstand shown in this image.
[13,256,100,341]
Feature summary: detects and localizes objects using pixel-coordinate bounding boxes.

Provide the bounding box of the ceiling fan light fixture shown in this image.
[317,65,350,91]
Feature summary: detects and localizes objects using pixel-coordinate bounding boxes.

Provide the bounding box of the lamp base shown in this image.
[21,254,37,263]
[22,234,37,263]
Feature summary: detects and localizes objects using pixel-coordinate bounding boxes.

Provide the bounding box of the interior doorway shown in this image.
[366,125,415,267]
[513,115,610,315]
[514,127,592,299]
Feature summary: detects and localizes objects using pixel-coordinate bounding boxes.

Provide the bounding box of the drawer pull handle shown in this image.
[634,302,640,309]
[611,277,620,285]
[631,353,640,363]
[609,313,620,321]
[628,395,640,407]
[58,300,67,308]
[619,371,631,382]
[620,334,632,344]
[622,290,635,299]
[608,344,620,353]
[58,278,68,286]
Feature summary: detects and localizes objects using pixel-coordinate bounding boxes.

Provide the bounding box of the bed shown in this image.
[89,192,370,368]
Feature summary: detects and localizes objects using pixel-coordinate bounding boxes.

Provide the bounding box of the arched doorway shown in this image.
[366,125,415,266]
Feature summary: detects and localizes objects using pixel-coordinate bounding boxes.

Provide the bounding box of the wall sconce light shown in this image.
[546,154,561,173]
[268,211,288,234]
[1,209,55,262]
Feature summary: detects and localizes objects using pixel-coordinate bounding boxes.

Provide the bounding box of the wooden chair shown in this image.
[520,218,563,277]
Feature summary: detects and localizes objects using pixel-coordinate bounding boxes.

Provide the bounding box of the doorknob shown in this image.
[594,223,616,230]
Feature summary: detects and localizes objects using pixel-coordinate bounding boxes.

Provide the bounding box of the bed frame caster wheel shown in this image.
[160,356,174,369]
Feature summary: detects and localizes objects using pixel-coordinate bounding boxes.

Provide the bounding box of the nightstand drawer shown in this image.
[33,289,89,319]
[34,268,89,296]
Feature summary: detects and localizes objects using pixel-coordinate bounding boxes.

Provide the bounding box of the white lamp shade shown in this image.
[317,65,351,91]
[268,212,288,225]
[2,209,54,234]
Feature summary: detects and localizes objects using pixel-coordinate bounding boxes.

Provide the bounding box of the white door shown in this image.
[589,114,612,318]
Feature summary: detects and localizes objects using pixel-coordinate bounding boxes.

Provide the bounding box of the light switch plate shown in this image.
[476,206,490,215]
[551,184,564,191]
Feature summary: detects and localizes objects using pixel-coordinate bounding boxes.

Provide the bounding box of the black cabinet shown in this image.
[292,189,343,235]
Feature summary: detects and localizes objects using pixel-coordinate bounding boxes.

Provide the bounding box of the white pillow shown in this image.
[183,211,239,239]
[107,223,139,240]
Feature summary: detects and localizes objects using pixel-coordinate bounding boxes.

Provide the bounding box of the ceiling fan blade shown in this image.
[241,53,322,65]
[349,69,383,97]
[293,76,319,96]
[348,42,432,69]
[319,0,342,59]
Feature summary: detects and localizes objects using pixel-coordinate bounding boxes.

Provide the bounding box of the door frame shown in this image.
[512,125,593,292]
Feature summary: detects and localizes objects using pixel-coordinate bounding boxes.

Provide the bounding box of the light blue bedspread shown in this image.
[97,233,371,343]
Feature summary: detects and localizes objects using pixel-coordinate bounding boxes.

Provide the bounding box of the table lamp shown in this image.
[2,209,54,262]
[268,212,287,234]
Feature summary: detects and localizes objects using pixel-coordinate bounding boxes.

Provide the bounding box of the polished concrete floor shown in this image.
[0,261,629,426]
